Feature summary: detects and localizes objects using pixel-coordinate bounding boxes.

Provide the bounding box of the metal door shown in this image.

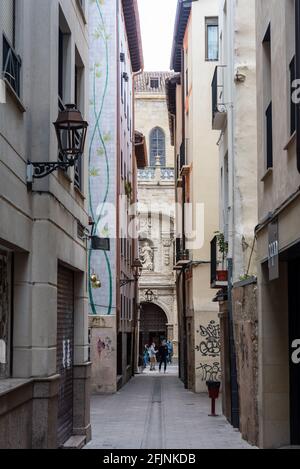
[57,265,74,447]
[288,259,300,445]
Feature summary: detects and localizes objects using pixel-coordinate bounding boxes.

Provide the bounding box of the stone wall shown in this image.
[89,315,117,394]
[232,281,259,446]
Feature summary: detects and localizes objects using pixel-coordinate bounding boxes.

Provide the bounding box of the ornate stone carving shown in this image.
[139,240,154,271]
[162,239,172,266]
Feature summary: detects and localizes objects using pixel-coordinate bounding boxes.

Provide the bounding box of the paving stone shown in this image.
[85,368,256,450]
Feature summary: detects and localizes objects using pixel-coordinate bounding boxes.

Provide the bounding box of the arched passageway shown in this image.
[139,302,168,354]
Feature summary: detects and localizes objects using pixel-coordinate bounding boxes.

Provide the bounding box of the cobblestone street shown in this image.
[85,368,254,450]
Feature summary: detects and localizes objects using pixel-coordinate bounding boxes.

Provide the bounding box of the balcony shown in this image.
[210,235,228,289]
[212,66,227,131]
[2,34,21,98]
[174,238,190,270]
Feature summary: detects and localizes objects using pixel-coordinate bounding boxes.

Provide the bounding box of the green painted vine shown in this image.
[88,0,113,316]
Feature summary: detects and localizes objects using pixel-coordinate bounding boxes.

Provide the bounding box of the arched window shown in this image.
[149,127,166,167]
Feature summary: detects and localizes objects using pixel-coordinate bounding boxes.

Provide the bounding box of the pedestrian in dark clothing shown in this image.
[158,341,169,373]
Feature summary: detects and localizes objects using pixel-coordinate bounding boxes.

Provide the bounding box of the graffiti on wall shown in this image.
[196,320,221,382]
[196,321,220,357]
[97,336,115,360]
[197,363,221,382]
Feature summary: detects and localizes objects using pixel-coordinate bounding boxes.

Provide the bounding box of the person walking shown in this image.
[167,340,173,364]
[149,343,157,371]
[143,345,149,369]
[158,340,169,374]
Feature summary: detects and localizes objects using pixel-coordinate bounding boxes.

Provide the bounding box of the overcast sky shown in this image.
[138,0,178,71]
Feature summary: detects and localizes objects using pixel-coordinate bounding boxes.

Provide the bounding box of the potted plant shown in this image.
[215,231,228,282]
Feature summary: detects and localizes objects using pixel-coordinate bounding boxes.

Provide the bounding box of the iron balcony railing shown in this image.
[2,34,21,97]
[175,238,189,265]
[177,140,188,181]
[212,66,218,124]
[210,236,218,286]
[211,66,227,130]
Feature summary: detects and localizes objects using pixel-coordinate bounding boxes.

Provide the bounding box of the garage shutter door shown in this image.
[57,265,74,447]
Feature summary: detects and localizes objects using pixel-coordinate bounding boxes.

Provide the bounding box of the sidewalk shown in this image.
[85,371,255,450]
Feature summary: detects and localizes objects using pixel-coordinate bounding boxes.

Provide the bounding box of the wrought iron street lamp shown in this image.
[120,258,143,287]
[27,104,88,186]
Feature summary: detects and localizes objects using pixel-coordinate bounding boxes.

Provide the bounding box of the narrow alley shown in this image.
[85,367,252,450]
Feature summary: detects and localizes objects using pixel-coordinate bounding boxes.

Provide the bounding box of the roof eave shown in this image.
[122,0,144,73]
[170,1,191,72]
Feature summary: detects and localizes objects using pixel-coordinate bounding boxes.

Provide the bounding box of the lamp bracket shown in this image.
[120,278,135,287]
[27,156,79,186]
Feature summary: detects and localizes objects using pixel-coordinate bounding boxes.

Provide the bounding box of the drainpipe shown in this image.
[181,45,188,389]
[226,0,240,429]
[296,0,300,173]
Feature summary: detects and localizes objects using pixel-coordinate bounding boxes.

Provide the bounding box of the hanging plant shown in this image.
[125,181,133,200]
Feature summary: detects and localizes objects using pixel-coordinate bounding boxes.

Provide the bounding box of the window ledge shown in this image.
[284,131,296,151]
[0,378,32,398]
[76,0,87,24]
[261,167,273,182]
[74,185,86,200]
[4,79,26,113]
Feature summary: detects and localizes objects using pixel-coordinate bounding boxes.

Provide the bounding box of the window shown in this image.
[266,102,273,169]
[74,48,85,191]
[262,24,273,169]
[290,56,296,136]
[205,18,219,61]
[1,0,21,97]
[150,127,166,167]
[150,77,159,89]
[58,10,71,162]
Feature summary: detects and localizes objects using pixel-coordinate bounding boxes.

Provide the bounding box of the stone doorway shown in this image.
[139,303,168,354]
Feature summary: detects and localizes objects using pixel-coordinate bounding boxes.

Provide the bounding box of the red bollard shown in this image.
[206,381,221,417]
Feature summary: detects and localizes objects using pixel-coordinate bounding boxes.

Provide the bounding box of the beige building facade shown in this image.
[0,0,90,449]
[135,72,178,359]
[255,0,300,449]
[212,0,259,440]
[168,0,220,393]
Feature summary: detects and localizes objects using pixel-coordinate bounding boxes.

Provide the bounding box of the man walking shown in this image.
[158,340,169,374]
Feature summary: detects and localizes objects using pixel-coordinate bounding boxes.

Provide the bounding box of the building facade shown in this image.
[255,0,300,448]
[0,0,90,449]
[88,0,145,393]
[212,0,259,440]
[135,72,178,359]
[168,0,221,393]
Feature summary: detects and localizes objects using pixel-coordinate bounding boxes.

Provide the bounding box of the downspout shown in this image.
[226,0,240,429]
[296,0,300,173]
[181,45,188,389]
